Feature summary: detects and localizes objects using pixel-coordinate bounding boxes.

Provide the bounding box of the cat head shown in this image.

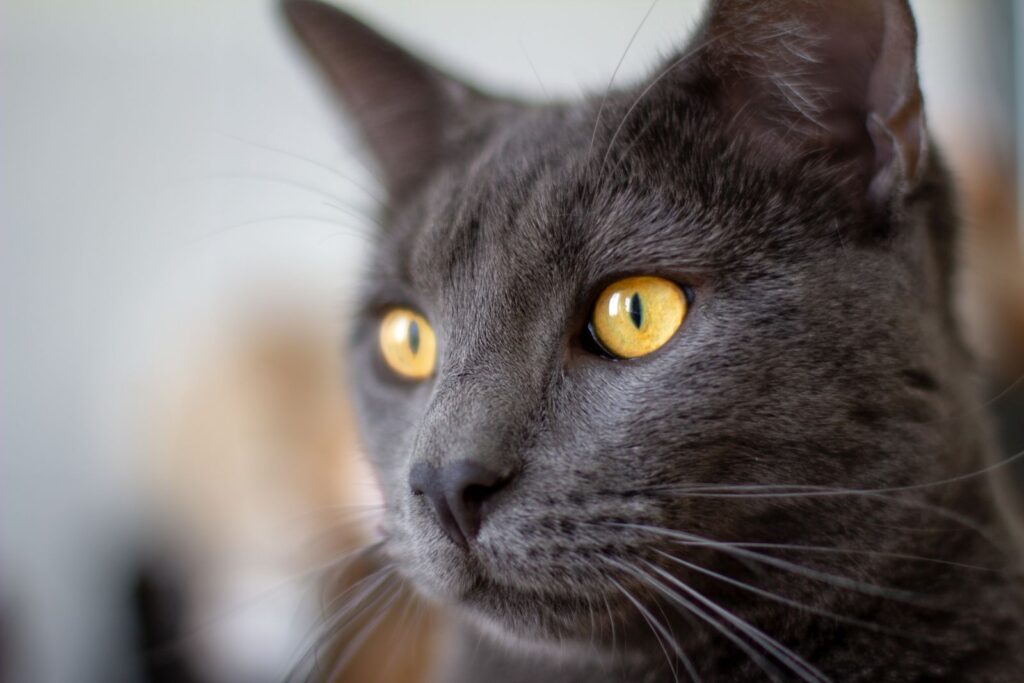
[286,0,971,658]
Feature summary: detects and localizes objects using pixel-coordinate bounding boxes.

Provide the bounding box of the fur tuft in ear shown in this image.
[282,0,487,201]
[683,0,927,206]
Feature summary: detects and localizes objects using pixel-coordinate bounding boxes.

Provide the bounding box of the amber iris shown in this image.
[379,308,437,379]
[591,276,687,358]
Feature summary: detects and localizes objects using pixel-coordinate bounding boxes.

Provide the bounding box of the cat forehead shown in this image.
[374,98,861,304]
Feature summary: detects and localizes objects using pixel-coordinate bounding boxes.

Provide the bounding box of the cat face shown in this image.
[287,0,959,655]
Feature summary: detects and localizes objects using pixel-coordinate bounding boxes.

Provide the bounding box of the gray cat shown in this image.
[283,0,1024,680]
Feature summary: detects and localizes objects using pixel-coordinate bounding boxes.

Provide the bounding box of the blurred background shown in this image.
[1,1,1022,682]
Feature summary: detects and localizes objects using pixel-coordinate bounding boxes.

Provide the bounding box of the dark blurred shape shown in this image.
[997,386,1024,489]
[130,557,207,683]
[0,593,14,683]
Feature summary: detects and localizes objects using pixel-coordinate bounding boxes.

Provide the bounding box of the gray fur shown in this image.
[284,0,1024,679]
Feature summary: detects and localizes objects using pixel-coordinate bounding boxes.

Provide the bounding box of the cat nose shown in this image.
[409,460,510,547]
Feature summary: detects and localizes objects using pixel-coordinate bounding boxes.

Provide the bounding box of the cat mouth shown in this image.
[389,511,613,639]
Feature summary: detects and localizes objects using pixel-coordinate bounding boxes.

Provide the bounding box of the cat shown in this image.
[283,0,1024,680]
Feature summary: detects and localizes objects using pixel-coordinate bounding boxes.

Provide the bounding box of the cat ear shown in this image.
[283,0,486,200]
[685,0,927,205]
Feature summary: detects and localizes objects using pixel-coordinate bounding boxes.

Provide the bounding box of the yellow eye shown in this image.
[379,308,437,380]
[591,276,687,358]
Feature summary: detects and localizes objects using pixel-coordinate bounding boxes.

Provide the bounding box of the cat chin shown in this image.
[403,558,593,639]
[404,570,617,664]
[393,532,633,656]
[473,613,613,660]
[399,560,476,604]
[461,602,645,669]
[458,582,610,641]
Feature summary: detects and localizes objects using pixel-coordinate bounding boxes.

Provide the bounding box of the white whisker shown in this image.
[642,560,829,683]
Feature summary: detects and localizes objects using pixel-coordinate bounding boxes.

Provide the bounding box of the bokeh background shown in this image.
[2,1,1022,681]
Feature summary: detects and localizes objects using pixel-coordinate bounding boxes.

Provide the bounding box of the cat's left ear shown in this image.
[682,0,927,207]
[283,0,490,201]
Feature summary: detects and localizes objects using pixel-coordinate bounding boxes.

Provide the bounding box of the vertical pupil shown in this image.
[408,319,420,355]
[628,293,643,329]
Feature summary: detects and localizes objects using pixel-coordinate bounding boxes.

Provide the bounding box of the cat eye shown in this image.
[589,276,687,359]
[379,308,437,380]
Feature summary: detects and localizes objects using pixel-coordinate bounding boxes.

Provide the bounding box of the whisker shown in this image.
[321,199,383,229]
[518,38,549,99]
[602,592,618,660]
[648,447,1024,498]
[584,592,598,657]
[307,579,397,682]
[325,580,406,681]
[302,539,386,579]
[641,560,829,683]
[190,214,374,246]
[602,117,656,179]
[608,556,782,683]
[378,585,418,679]
[261,503,384,547]
[965,371,1024,415]
[216,130,386,203]
[210,174,382,228]
[605,572,692,683]
[599,27,738,171]
[608,522,922,603]
[282,562,395,682]
[707,541,998,573]
[403,589,429,670]
[141,540,386,672]
[652,549,916,640]
[319,563,395,624]
[635,482,1010,554]
[284,561,395,679]
[587,0,661,159]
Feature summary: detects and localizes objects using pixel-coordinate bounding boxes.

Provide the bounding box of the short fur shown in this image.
[284,1,1024,680]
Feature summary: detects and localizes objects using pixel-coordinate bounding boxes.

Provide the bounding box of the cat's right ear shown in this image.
[283,0,487,201]
[675,0,927,210]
